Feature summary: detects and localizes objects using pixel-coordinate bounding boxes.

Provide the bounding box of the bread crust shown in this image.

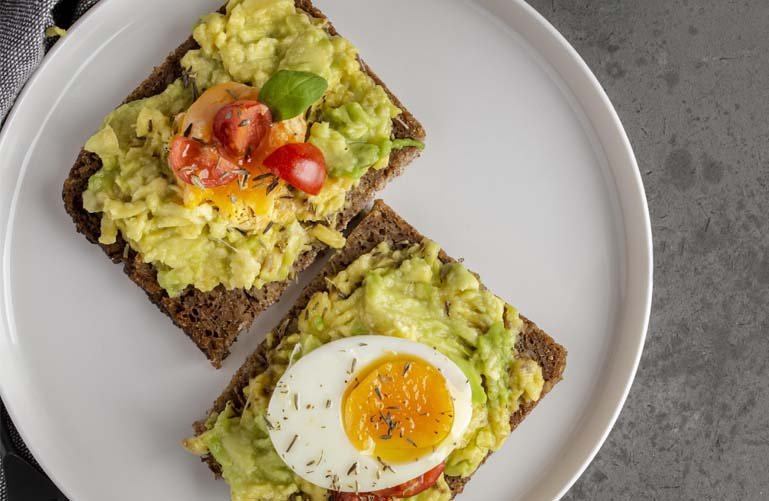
[61,1,425,367]
[192,200,568,498]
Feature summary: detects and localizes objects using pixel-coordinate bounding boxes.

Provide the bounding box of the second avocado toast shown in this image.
[185,201,567,499]
[63,0,425,367]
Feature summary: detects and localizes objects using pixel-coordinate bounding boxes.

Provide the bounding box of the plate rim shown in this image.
[502,1,652,498]
[0,0,653,499]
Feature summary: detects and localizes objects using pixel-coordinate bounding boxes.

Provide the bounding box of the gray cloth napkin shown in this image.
[0,401,45,501]
[0,0,99,124]
[1,1,100,496]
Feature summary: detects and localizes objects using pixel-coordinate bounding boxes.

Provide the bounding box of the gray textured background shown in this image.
[524,1,769,499]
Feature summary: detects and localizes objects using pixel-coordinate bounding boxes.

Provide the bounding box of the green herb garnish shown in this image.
[286,434,298,453]
[259,70,328,121]
[253,172,273,182]
[266,177,280,194]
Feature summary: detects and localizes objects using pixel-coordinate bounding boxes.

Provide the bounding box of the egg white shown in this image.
[266,335,473,493]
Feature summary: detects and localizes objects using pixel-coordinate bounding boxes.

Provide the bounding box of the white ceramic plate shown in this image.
[0,0,652,499]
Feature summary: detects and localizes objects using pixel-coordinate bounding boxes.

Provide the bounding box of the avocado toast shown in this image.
[63,0,425,367]
[185,200,567,499]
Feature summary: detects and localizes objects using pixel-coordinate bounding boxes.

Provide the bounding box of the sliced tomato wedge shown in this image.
[375,463,445,498]
[331,493,391,501]
[168,136,240,188]
[212,100,272,162]
[330,463,445,501]
[262,143,327,195]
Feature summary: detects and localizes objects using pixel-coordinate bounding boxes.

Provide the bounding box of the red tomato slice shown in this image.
[375,463,445,498]
[330,463,445,501]
[262,143,327,195]
[168,136,240,188]
[331,493,391,501]
[212,100,272,162]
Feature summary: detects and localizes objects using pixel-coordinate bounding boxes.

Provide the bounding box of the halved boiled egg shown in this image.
[266,336,472,493]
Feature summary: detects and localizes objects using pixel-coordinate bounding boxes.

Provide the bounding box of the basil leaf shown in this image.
[259,70,328,121]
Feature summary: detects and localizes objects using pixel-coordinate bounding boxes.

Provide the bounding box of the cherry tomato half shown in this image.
[168,136,239,188]
[330,463,445,501]
[262,143,327,195]
[212,100,272,162]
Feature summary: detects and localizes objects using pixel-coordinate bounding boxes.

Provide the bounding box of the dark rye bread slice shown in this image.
[192,200,568,498]
[61,0,425,368]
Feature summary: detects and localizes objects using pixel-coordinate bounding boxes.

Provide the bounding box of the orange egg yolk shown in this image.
[342,355,455,463]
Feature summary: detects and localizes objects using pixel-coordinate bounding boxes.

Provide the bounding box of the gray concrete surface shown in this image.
[523,1,769,499]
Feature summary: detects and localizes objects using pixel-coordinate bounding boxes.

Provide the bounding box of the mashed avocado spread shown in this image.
[184,240,544,500]
[82,0,416,296]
